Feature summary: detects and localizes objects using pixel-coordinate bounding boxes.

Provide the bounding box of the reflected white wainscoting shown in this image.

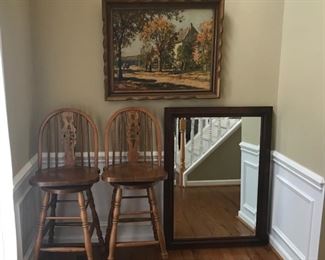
[270,151,325,260]
[238,142,260,230]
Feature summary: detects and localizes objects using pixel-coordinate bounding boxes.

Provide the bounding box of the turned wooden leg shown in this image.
[107,187,122,260]
[48,193,57,244]
[148,187,168,260]
[105,187,117,249]
[147,188,158,240]
[78,192,93,260]
[86,189,104,247]
[34,191,50,260]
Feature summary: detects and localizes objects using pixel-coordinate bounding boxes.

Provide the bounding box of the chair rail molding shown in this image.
[270,151,325,260]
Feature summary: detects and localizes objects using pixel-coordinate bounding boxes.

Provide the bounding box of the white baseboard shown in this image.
[186,179,240,187]
[270,151,325,260]
[269,233,293,260]
[238,208,256,230]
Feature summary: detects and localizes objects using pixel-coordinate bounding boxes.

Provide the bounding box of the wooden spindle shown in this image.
[144,115,147,163]
[179,118,186,187]
[119,116,122,164]
[54,116,59,168]
[149,120,153,164]
[175,118,179,151]
[80,114,84,167]
[112,120,116,166]
[174,118,179,170]
[86,123,91,167]
[47,122,51,169]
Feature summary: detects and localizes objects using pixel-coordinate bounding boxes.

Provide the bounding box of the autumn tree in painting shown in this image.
[112,10,182,79]
[112,11,144,80]
[140,43,155,72]
[194,19,214,71]
[140,16,178,72]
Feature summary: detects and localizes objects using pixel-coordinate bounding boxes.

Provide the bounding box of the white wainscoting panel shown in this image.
[238,142,260,229]
[270,151,325,260]
[13,154,40,260]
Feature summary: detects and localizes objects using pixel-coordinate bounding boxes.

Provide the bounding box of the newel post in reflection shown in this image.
[179,118,186,187]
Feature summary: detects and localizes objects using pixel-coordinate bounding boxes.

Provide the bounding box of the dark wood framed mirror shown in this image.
[164,107,272,249]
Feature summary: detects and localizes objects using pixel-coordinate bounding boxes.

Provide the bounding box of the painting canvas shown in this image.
[103,1,224,100]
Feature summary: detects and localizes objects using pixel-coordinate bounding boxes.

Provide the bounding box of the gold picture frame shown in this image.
[102,0,225,100]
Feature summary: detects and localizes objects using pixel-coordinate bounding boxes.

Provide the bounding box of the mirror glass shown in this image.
[173,116,261,239]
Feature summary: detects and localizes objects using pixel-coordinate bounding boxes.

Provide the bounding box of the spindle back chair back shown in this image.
[38,108,98,170]
[104,107,162,167]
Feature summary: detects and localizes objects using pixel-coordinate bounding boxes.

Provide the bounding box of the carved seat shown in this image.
[29,108,104,260]
[102,107,168,260]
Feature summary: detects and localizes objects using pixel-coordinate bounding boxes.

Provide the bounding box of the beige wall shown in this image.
[273,1,324,258]
[30,0,283,150]
[188,127,241,181]
[275,0,324,176]
[0,1,37,175]
[4,0,325,255]
[241,117,261,145]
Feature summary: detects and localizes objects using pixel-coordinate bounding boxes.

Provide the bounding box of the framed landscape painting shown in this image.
[102,0,225,100]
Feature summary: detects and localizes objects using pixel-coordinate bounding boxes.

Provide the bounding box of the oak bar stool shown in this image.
[102,107,168,260]
[30,108,104,260]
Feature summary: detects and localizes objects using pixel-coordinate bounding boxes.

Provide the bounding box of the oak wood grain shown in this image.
[102,163,167,183]
[40,244,281,260]
[174,186,254,239]
[30,167,99,187]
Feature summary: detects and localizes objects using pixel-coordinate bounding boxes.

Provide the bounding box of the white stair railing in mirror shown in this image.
[175,117,242,187]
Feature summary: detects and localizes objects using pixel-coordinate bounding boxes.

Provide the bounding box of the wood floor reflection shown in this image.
[174,185,254,238]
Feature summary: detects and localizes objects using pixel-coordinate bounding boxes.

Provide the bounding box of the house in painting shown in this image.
[174,23,199,72]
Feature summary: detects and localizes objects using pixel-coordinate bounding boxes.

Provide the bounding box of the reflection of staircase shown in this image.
[175,117,241,186]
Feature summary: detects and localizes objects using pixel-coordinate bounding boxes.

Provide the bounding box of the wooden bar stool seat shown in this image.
[102,163,166,183]
[30,167,99,188]
[30,108,104,260]
[103,107,168,260]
